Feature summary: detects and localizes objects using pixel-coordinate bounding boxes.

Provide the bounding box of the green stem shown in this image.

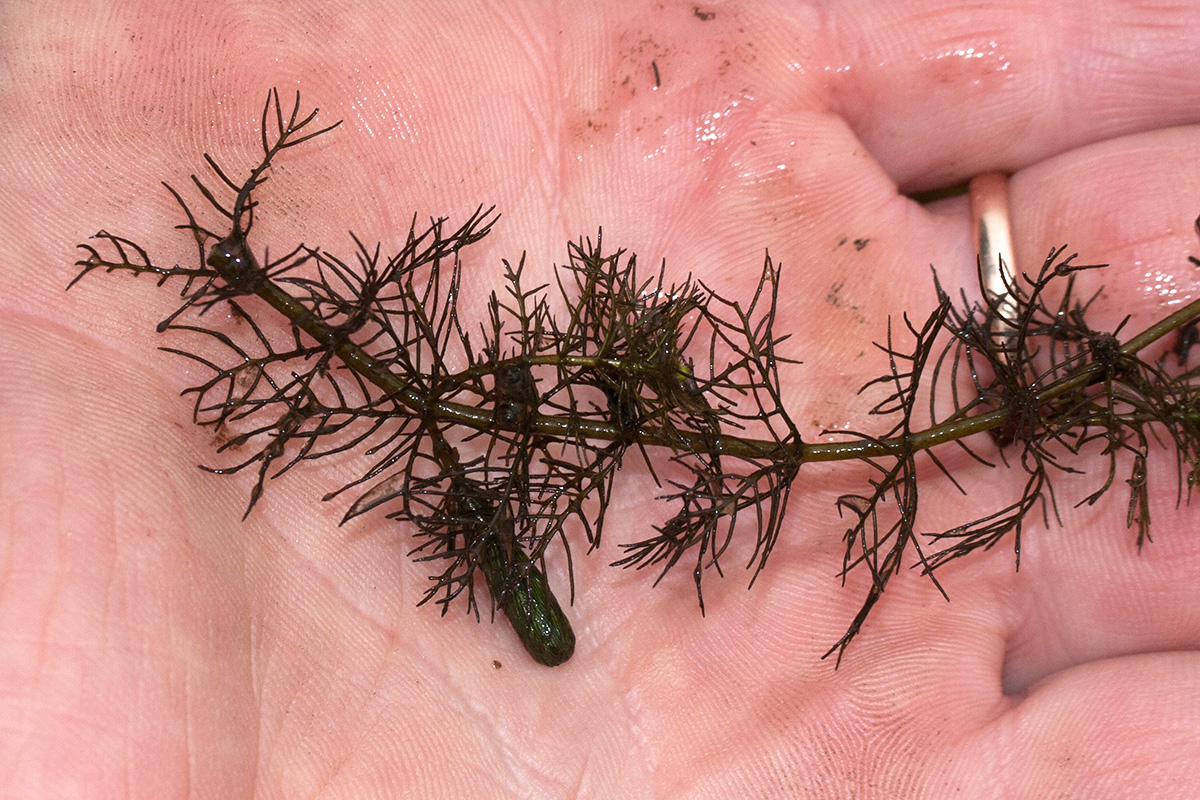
[254,272,1200,469]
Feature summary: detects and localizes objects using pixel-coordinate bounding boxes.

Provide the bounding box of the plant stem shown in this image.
[252,266,1200,468]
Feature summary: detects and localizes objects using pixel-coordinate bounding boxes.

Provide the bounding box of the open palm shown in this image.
[5,2,1200,797]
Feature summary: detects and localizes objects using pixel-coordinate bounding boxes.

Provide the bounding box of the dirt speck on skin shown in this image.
[825,278,868,325]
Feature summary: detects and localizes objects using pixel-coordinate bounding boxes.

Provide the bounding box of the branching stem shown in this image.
[71,89,1200,666]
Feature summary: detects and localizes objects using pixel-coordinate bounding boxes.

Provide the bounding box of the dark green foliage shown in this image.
[72,90,1200,666]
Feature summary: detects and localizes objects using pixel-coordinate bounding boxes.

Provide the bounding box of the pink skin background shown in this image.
[4,1,1200,797]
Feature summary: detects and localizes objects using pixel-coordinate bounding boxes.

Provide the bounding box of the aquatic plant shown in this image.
[71,90,1200,666]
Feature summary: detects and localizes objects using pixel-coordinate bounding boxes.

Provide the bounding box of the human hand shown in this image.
[5,2,1200,796]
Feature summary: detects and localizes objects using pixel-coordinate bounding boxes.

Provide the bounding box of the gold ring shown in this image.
[969,172,1018,354]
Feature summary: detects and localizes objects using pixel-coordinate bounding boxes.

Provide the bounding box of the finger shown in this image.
[822,0,1200,188]
[987,654,1200,796]
[985,126,1200,691]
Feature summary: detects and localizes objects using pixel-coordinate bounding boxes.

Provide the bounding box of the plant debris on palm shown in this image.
[72,90,1200,666]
